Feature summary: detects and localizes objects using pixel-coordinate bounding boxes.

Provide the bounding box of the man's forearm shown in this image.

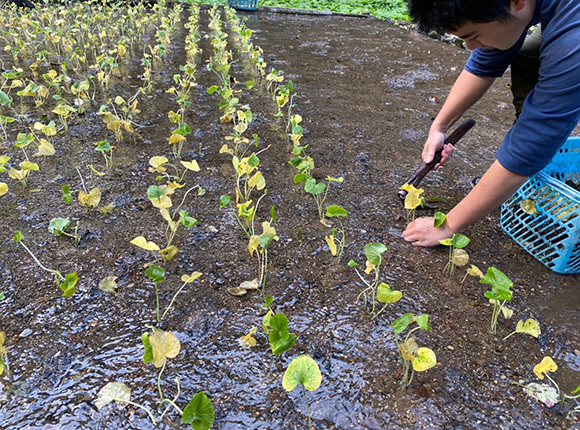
[432,69,495,133]
[445,160,528,233]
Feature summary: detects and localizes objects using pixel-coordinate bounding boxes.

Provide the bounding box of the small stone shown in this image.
[19,328,33,338]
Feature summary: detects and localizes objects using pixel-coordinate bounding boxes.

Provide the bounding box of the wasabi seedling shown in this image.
[293,174,344,224]
[439,233,470,277]
[8,160,39,188]
[262,312,297,356]
[283,355,322,429]
[13,231,77,296]
[48,217,80,244]
[97,329,214,429]
[349,243,401,318]
[325,205,347,260]
[390,313,437,386]
[400,184,424,221]
[95,140,114,169]
[480,267,513,334]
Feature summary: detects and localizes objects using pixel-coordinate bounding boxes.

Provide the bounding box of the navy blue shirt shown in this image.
[464,0,580,176]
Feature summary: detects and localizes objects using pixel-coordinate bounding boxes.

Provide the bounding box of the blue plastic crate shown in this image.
[227,0,258,11]
[500,137,580,274]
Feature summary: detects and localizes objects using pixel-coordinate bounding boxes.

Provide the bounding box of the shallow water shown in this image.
[0,4,579,430]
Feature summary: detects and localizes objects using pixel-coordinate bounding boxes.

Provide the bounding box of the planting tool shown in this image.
[398,118,476,202]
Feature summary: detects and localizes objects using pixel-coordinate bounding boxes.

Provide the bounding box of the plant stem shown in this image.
[502,330,517,341]
[17,241,64,281]
[159,377,183,420]
[155,282,161,323]
[113,398,157,426]
[302,384,312,430]
[157,360,166,399]
[161,280,188,321]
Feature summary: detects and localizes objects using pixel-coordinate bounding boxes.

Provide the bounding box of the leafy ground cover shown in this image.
[200,0,410,21]
[0,2,579,429]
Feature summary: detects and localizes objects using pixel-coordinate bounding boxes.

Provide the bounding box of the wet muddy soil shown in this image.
[1,6,580,430]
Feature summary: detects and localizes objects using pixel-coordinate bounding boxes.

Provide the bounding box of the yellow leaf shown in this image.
[325,235,337,256]
[21,161,39,171]
[181,272,202,283]
[239,327,258,348]
[148,330,181,368]
[466,264,484,279]
[167,110,180,123]
[404,184,424,210]
[181,160,200,172]
[106,120,122,131]
[237,200,253,217]
[400,337,418,362]
[168,133,186,145]
[453,249,469,267]
[159,185,175,196]
[227,287,248,296]
[98,276,118,293]
[515,319,541,338]
[239,279,260,290]
[234,121,248,135]
[130,236,160,251]
[167,181,185,189]
[520,199,538,215]
[9,168,27,180]
[0,182,8,196]
[150,194,172,209]
[262,221,279,240]
[34,139,55,156]
[533,356,558,379]
[47,69,58,80]
[413,347,437,372]
[123,121,134,134]
[219,144,234,155]
[38,85,49,99]
[159,208,176,230]
[219,112,233,123]
[248,171,265,190]
[98,203,115,214]
[248,234,259,256]
[500,305,514,319]
[161,245,178,261]
[364,260,376,275]
[78,188,101,209]
[149,156,168,171]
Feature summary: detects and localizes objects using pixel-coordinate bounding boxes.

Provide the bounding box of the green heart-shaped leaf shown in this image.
[283,355,322,392]
[182,392,214,430]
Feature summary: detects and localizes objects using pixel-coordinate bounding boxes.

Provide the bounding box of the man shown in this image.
[402,0,580,246]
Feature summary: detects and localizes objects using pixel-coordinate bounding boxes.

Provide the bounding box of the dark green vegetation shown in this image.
[200,0,410,20]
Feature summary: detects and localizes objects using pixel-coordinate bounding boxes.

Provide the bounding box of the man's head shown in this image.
[405,0,515,33]
[405,0,535,50]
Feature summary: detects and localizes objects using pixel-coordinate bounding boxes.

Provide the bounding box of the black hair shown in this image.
[405,0,515,34]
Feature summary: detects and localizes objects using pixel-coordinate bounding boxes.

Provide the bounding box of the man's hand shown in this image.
[402,160,528,248]
[403,217,455,247]
[423,130,455,170]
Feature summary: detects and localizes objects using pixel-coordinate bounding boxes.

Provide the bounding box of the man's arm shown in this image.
[424,69,495,167]
[402,160,527,246]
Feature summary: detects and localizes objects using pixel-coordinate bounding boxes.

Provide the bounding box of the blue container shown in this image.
[227,0,258,11]
[500,137,580,274]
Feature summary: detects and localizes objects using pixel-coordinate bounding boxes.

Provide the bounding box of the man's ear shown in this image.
[511,0,528,12]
